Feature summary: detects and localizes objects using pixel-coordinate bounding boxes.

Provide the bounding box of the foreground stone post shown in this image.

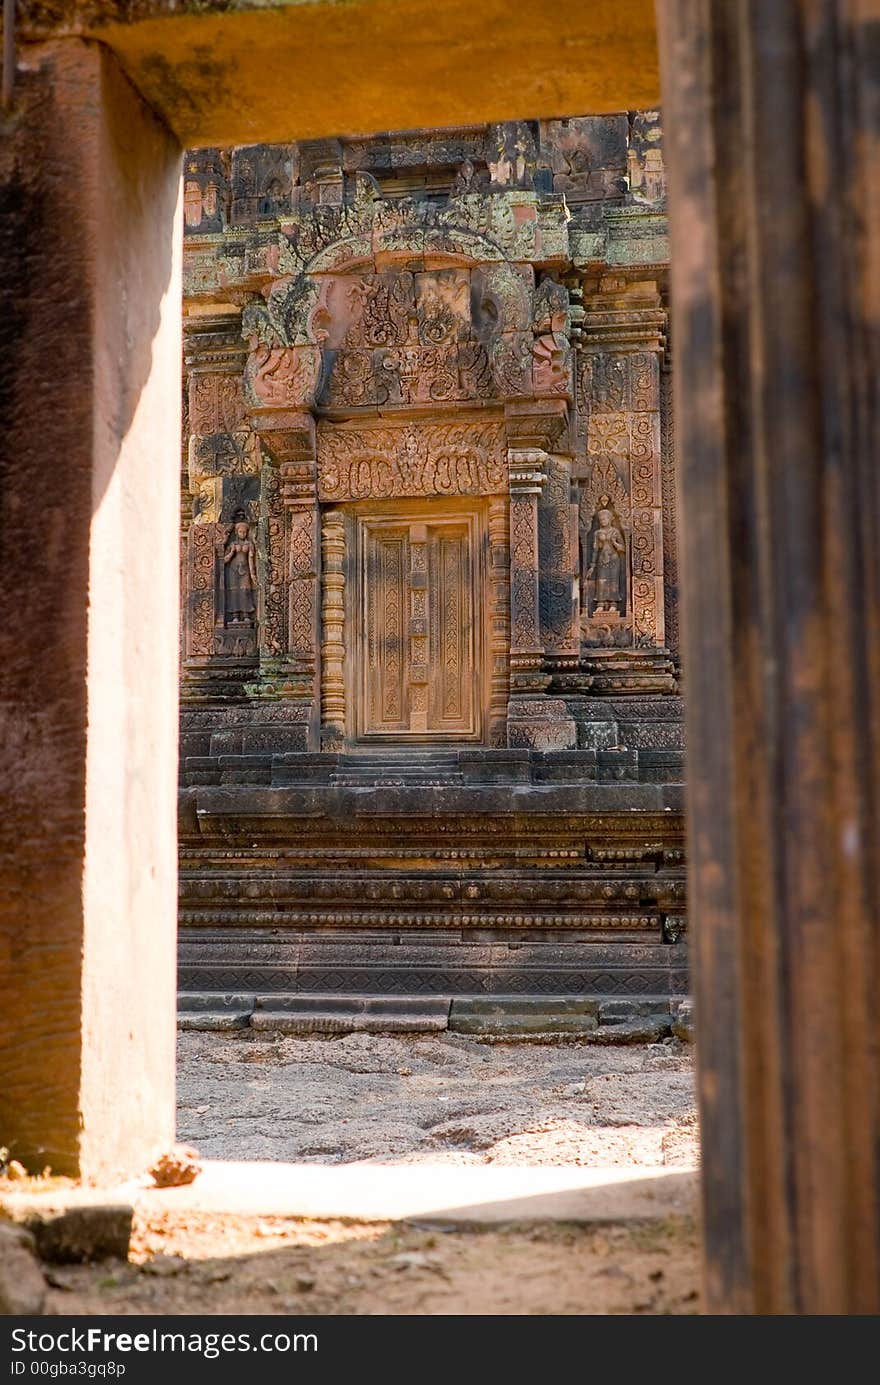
[658,0,880,1313]
[0,41,182,1180]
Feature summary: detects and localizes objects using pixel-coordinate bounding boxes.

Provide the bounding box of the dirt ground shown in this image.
[44,1210,700,1316]
[176,1029,700,1169]
[28,1033,703,1316]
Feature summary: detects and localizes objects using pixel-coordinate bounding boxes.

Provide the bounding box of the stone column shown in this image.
[507,448,576,749]
[320,509,347,747]
[407,522,430,736]
[538,453,580,674]
[487,498,511,748]
[0,43,180,1179]
[659,0,880,1314]
[508,449,546,689]
[254,410,321,749]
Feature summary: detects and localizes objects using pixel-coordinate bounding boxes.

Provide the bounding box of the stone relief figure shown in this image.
[582,501,626,615]
[223,513,258,624]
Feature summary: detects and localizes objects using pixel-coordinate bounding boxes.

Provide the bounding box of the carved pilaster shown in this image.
[252,410,321,745]
[506,447,577,751]
[538,453,579,673]
[282,460,320,695]
[182,314,262,697]
[508,448,546,691]
[259,459,285,669]
[320,509,346,748]
[487,498,511,748]
[577,278,675,694]
[408,523,430,735]
[660,354,680,661]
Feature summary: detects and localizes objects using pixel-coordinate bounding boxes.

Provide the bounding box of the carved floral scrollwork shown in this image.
[189,373,247,435]
[316,422,507,501]
[187,524,215,657]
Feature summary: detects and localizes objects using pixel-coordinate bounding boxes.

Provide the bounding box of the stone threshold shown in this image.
[1,1164,698,1235]
[177,993,694,1042]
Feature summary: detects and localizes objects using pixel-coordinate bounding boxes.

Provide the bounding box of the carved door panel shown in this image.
[427,526,473,734]
[363,524,409,735]
[357,510,482,741]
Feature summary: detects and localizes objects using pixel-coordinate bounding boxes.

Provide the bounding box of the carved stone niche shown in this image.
[184,476,261,679]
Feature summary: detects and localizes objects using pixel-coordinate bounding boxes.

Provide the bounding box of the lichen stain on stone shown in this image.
[134,46,233,127]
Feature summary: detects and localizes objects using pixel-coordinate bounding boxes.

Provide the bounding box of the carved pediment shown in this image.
[239,188,575,416]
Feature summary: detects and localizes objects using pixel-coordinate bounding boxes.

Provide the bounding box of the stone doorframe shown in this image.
[2,1,877,1316]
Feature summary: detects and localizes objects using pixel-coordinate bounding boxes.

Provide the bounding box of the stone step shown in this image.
[176,991,691,1039]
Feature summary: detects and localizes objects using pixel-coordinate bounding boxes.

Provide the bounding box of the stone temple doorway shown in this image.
[353,503,485,743]
[2,0,877,1317]
[176,116,688,1027]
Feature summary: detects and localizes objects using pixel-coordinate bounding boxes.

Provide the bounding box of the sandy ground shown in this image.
[28,1033,703,1316]
[44,1211,700,1316]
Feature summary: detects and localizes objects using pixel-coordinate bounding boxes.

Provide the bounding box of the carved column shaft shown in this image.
[508,448,547,690]
[320,509,346,746]
[408,523,429,735]
[253,412,322,746]
[487,498,511,747]
[538,453,579,669]
[282,461,320,690]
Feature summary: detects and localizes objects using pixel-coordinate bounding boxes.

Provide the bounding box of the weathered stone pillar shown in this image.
[320,509,346,747]
[538,453,580,676]
[507,448,576,749]
[407,521,429,737]
[487,497,512,747]
[658,0,880,1314]
[0,42,181,1179]
[254,410,321,748]
[507,448,546,689]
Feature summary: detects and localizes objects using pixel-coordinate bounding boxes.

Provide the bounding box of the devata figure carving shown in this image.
[223,514,258,625]
[583,503,626,614]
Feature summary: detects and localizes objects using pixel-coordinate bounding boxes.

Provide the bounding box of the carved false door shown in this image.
[356,510,482,742]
